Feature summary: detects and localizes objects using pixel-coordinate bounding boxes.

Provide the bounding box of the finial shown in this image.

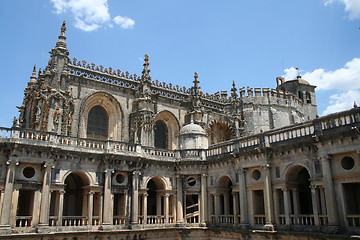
[29,65,37,83]
[55,21,67,49]
[192,72,200,95]
[141,54,151,81]
[231,80,238,99]
[354,101,358,108]
[61,21,66,37]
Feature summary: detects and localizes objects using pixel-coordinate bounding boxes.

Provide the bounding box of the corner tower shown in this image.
[276,75,317,121]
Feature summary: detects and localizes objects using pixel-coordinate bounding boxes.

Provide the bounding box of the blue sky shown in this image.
[0,0,359,127]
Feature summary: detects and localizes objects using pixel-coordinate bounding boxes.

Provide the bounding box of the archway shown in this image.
[217,176,234,216]
[209,121,232,145]
[154,111,180,150]
[146,177,166,216]
[79,92,123,141]
[287,166,313,215]
[63,172,90,219]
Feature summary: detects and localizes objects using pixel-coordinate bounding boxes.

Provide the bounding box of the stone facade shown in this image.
[0,22,359,239]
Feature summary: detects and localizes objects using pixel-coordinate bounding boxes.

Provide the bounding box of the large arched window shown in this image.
[87,105,109,140]
[154,120,168,149]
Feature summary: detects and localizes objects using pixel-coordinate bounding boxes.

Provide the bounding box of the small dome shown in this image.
[296,75,310,85]
[179,121,206,135]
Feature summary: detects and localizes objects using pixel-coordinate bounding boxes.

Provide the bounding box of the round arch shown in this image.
[78,91,124,141]
[154,111,180,150]
[62,172,91,217]
[285,165,314,215]
[208,120,234,145]
[61,170,93,186]
[144,176,168,190]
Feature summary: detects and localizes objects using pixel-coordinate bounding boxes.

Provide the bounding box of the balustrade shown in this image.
[15,216,32,227]
[113,216,126,225]
[290,214,315,225]
[62,216,88,226]
[347,214,360,227]
[254,215,266,225]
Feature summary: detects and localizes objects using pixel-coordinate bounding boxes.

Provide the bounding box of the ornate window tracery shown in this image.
[87,105,109,140]
[154,120,168,149]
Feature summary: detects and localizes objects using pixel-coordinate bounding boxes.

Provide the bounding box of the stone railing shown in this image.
[206,107,360,158]
[1,108,359,162]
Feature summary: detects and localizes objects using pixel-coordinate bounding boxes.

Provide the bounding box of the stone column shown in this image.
[156,194,162,217]
[233,193,239,224]
[321,156,339,226]
[9,188,19,227]
[283,188,291,225]
[82,191,88,219]
[103,169,114,225]
[214,193,221,222]
[319,186,326,215]
[171,195,176,223]
[99,193,103,224]
[164,194,170,223]
[208,194,214,223]
[0,190,4,217]
[88,191,94,226]
[131,170,141,224]
[143,193,148,224]
[262,164,275,230]
[200,174,208,223]
[57,190,65,226]
[292,188,300,224]
[310,185,320,226]
[224,193,230,215]
[39,163,54,226]
[0,160,18,227]
[273,189,280,225]
[238,169,249,225]
[176,175,184,223]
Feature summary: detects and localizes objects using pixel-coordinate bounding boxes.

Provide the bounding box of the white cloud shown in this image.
[283,58,360,91]
[322,90,360,115]
[113,16,135,29]
[283,58,360,115]
[325,0,360,19]
[50,0,135,31]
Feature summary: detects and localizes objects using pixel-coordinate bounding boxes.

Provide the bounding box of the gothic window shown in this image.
[87,105,109,140]
[154,120,168,149]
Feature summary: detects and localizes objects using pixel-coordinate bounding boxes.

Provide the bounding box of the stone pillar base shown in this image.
[128,223,142,230]
[263,223,276,231]
[37,224,50,233]
[239,223,250,230]
[323,224,339,234]
[175,222,186,227]
[0,225,11,235]
[99,223,113,231]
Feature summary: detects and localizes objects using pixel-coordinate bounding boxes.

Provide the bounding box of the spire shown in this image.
[56,21,67,49]
[231,80,238,99]
[354,101,358,108]
[29,65,37,84]
[50,21,69,58]
[141,54,151,82]
[192,72,200,95]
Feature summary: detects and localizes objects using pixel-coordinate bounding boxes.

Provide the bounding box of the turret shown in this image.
[277,75,317,120]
